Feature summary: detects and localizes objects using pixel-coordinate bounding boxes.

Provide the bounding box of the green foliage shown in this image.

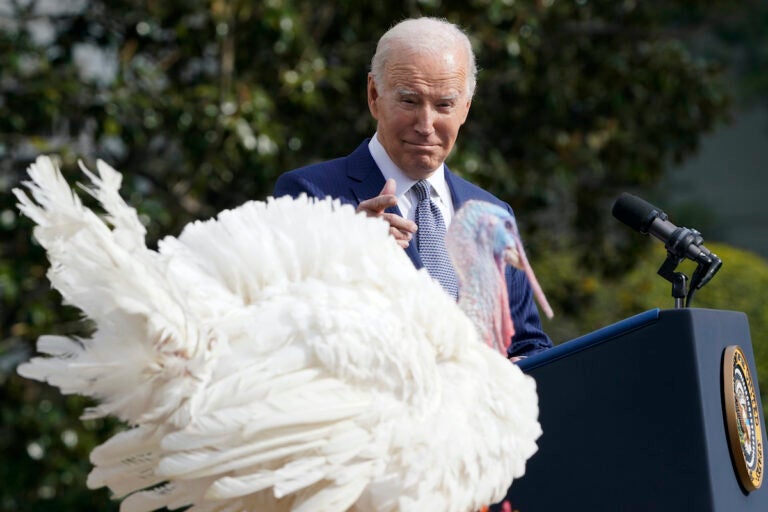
[2,0,767,508]
[0,375,121,511]
[458,0,732,274]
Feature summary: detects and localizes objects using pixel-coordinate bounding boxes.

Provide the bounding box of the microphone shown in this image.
[612,192,722,288]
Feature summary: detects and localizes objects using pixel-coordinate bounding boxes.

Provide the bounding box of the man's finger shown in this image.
[358,194,397,216]
[382,212,417,235]
[379,177,396,197]
[357,179,398,216]
[390,226,411,248]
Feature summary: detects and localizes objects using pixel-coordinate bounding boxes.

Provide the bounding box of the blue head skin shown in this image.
[446,200,552,354]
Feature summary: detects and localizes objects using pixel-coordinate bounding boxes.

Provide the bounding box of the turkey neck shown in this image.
[454,248,514,355]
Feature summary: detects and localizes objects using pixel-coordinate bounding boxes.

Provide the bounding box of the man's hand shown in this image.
[356,178,417,248]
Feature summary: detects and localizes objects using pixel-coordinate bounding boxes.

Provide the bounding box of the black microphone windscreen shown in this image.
[611,193,664,234]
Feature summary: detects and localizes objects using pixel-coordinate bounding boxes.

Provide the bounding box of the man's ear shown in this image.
[367,73,380,120]
[459,97,472,125]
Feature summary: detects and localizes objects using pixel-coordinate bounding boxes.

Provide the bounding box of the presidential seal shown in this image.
[723,345,764,492]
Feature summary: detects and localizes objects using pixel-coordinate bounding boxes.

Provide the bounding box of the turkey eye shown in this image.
[504,220,513,230]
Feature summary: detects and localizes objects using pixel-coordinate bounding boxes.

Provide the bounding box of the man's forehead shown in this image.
[384,48,468,78]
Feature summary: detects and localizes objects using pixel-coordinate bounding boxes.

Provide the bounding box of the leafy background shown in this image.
[1,0,768,509]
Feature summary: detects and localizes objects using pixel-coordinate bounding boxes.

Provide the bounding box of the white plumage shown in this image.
[15,156,541,512]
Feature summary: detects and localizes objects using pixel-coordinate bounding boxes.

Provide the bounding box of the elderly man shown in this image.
[274,17,552,358]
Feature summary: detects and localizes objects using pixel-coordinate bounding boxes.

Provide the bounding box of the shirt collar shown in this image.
[368,133,451,205]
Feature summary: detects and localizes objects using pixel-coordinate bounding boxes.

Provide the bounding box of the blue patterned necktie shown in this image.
[412,180,459,299]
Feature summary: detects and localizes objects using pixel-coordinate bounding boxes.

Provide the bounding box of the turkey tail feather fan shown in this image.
[15,156,542,512]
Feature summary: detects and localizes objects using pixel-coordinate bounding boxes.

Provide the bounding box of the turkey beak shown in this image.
[503,246,521,269]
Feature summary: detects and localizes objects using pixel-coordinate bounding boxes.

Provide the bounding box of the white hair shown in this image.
[370,17,477,99]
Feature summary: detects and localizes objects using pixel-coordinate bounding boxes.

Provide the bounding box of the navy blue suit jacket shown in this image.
[273,140,552,357]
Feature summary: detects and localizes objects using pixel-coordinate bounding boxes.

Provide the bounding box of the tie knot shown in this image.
[413,180,431,202]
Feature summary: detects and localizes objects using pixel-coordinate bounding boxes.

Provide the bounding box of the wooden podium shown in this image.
[501,308,767,511]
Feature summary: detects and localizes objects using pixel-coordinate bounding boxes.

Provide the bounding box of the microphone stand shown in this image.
[657,252,688,309]
[656,244,722,309]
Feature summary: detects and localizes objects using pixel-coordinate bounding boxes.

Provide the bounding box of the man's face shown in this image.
[368,47,472,180]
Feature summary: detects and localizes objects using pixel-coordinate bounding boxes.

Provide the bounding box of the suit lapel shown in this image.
[346,142,387,205]
[445,166,470,211]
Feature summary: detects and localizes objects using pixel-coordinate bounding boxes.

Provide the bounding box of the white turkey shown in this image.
[15,155,547,512]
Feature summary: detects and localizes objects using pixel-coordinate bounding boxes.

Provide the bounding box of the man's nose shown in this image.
[413,106,436,135]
